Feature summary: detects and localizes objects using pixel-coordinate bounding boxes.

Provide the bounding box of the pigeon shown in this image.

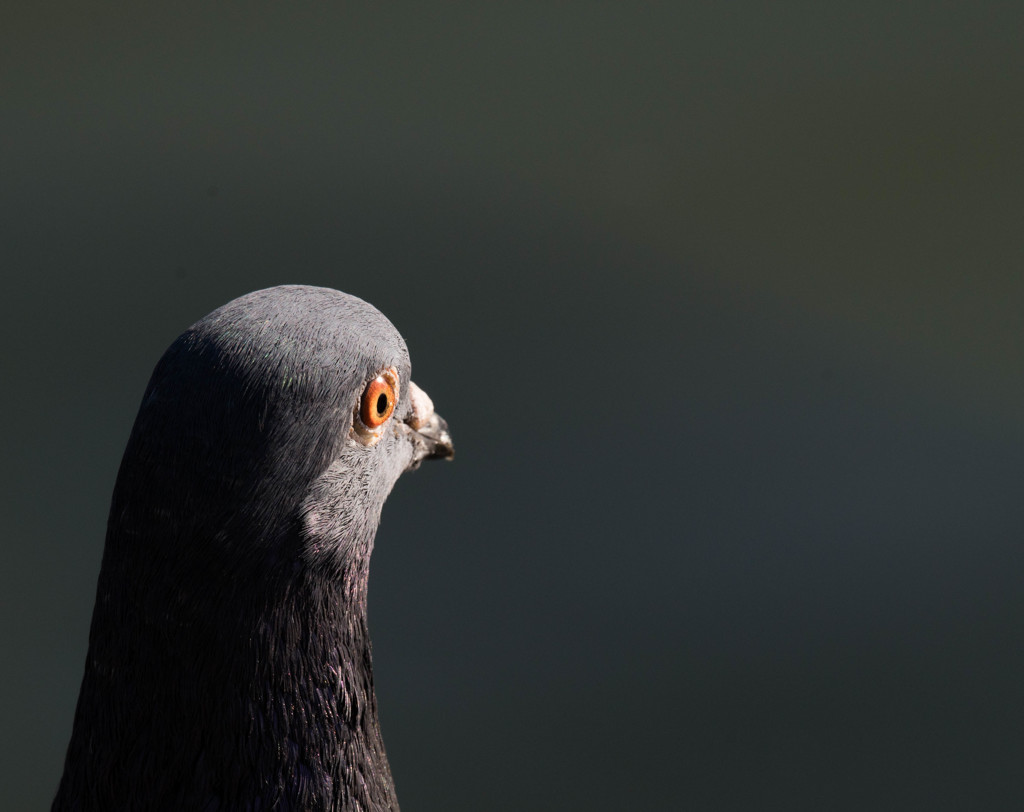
[52,285,453,812]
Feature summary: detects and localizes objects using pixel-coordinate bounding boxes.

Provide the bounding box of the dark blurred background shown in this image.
[3,3,1023,809]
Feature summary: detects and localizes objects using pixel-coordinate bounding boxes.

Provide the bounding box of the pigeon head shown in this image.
[109,284,452,591]
[53,285,452,811]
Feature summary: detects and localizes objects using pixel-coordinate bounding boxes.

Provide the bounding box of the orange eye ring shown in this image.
[360,375,396,429]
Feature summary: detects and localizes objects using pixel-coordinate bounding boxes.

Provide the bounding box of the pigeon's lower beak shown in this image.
[404,381,454,469]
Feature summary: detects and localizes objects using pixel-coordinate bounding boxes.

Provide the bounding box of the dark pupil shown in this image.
[376,392,388,415]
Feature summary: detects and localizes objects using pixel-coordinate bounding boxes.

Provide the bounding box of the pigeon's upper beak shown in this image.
[403,381,454,469]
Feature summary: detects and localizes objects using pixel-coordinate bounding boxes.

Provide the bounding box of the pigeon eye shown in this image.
[360,376,396,429]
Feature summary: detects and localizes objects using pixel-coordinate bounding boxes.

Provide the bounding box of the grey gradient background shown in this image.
[4,3,1023,810]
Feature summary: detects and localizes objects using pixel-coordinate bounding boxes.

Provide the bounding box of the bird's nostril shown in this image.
[406,380,435,430]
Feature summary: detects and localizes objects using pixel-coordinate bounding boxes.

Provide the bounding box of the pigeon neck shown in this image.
[53,541,399,811]
[245,563,398,809]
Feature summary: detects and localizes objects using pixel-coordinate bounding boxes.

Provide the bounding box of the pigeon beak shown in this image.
[403,380,454,469]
